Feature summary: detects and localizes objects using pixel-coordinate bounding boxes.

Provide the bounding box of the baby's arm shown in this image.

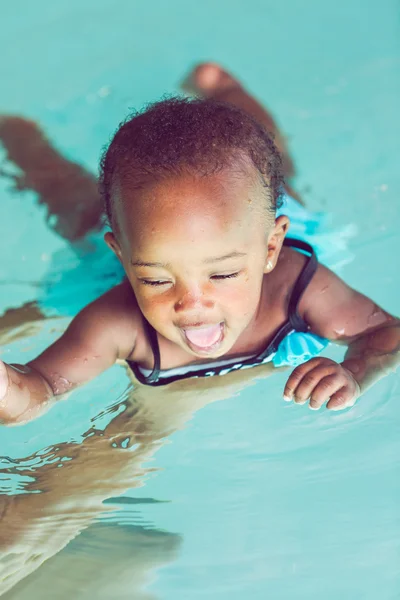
[283,265,400,410]
[0,283,139,424]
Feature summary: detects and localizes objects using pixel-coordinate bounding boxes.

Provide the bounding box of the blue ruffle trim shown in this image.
[272,330,329,367]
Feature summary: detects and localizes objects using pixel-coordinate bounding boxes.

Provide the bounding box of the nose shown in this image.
[174,282,214,313]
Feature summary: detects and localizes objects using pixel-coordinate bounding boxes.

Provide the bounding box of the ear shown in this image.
[263,215,290,273]
[104,231,123,262]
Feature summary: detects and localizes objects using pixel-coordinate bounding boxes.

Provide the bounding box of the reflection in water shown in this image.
[0,361,275,597]
[3,523,180,600]
[0,116,102,242]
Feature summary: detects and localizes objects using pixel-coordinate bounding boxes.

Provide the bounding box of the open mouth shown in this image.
[181,322,224,355]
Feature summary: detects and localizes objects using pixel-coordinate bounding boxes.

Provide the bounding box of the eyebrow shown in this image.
[131,260,168,268]
[131,252,247,268]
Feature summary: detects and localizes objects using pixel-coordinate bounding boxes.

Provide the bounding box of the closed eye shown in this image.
[139,279,171,287]
[210,272,240,281]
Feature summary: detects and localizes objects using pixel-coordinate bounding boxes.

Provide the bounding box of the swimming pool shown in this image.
[0,0,399,598]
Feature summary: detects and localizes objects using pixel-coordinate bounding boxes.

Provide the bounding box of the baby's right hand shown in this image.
[0,360,30,423]
[0,361,52,424]
[0,360,9,401]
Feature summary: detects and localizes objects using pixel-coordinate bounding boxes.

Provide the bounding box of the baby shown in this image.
[0,64,398,424]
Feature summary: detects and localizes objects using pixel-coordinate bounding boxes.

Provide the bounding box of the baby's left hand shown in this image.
[283,357,361,411]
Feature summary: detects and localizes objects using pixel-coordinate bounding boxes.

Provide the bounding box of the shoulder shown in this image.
[297,262,388,341]
[298,262,357,318]
[67,280,142,360]
[274,245,352,317]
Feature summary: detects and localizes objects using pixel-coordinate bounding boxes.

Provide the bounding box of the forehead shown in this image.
[116,167,269,248]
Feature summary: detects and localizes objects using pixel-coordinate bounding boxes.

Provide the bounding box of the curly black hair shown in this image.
[99,96,284,228]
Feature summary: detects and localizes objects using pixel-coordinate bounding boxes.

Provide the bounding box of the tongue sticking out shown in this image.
[184,324,222,348]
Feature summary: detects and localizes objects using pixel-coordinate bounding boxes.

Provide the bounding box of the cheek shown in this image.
[134,287,174,326]
[218,279,261,318]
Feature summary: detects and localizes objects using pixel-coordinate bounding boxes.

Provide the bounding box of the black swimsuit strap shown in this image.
[251,237,317,363]
[283,237,318,332]
[132,237,318,384]
[138,317,161,383]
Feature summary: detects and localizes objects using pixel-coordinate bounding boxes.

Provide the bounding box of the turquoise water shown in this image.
[0,1,399,598]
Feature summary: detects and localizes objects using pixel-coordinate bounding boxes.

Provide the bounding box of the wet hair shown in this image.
[99,96,284,228]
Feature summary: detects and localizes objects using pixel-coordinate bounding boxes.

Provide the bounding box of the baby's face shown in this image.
[108,168,287,359]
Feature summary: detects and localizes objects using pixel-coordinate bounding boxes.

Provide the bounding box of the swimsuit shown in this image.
[127,237,328,387]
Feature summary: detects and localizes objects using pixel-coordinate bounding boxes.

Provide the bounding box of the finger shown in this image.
[308,374,345,410]
[283,358,333,401]
[287,364,338,405]
[326,387,357,411]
